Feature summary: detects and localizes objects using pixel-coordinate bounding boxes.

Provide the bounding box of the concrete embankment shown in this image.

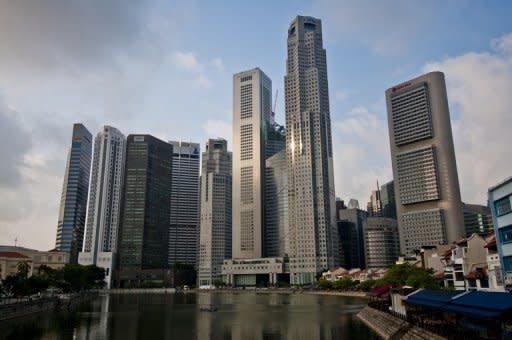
[303,290,368,298]
[105,288,176,294]
[356,306,446,340]
[0,298,58,321]
[0,293,97,322]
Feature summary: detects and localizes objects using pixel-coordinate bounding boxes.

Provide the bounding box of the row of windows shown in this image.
[391,83,433,146]
[396,146,440,205]
[496,196,512,216]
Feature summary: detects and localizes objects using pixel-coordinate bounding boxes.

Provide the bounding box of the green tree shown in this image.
[380,263,439,289]
[358,279,376,292]
[17,261,31,280]
[316,278,332,290]
[333,277,354,290]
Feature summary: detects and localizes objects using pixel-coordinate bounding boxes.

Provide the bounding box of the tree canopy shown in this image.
[1,263,106,297]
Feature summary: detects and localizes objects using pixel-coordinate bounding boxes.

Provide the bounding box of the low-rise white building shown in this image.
[222,257,288,286]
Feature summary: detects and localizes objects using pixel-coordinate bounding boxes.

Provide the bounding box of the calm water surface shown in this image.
[1,292,377,340]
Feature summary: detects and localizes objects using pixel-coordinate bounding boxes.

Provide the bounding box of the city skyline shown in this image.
[1,1,512,250]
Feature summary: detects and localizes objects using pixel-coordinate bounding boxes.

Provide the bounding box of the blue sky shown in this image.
[0,0,511,250]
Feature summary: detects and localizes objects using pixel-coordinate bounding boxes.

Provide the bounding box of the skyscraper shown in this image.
[386,71,464,254]
[168,141,200,267]
[78,126,125,288]
[338,207,367,269]
[117,135,173,287]
[285,16,338,284]
[380,180,397,219]
[264,150,288,257]
[363,217,400,269]
[198,139,232,287]
[55,123,92,263]
[232,68,272,259]
[367,187,382,217]
[462,203,494,237]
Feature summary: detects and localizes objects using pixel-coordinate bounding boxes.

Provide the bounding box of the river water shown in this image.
[1,292,377,339]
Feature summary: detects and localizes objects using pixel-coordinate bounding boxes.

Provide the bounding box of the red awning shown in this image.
[368,284,391,297]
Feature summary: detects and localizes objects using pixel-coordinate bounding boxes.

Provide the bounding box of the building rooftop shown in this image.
[0,252,29,259]
[488,176,512,193]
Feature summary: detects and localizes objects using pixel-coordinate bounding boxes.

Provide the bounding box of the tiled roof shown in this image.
[0,252,29,259]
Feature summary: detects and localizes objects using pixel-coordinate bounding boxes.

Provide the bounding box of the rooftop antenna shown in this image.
[14,237,17,247]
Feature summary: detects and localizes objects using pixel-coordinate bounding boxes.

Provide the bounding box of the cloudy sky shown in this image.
[1,0,511,250]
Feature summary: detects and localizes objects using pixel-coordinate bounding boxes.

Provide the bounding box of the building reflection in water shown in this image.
[1,292,372,340]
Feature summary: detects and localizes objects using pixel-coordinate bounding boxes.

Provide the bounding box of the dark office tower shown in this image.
[168,141,200,267]
[55,123,92,263]
[338,208,367,269]
[118,135,173,286]
[462,203,494,236]
[386,72,464,254]
[264,150,288,257]
[198,139,232,287]
[266,113,286,159]
[380,180,397,219]
[363,217,400,269]
[286,16,338,284]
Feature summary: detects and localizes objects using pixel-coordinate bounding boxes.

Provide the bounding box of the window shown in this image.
[496,196,511,216]
[500,225,512,244]
[503,256,512,273]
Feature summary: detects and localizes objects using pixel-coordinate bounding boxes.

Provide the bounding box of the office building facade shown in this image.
[363,217,400,269]
[198,139,232,287]
[338,208,367,269]
[55,123,92,263]
[117,135,173,286]
[78,126,125,288]
[168,141,200,267]
[386,71,464,254]
[489,177,512,284]
[232,68,272,259]
[264,150,289,257]
[463,203,494,237]
[367,188,382,217]
[381,180,397,219]
[285,16,338,284]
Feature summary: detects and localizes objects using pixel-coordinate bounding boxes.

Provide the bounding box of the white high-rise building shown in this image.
[78,126,125,288]
[285,16,338,284]
[232,68,272,259]
[386,71,464,254]
[198,139,232,287]
[168,141,200,267]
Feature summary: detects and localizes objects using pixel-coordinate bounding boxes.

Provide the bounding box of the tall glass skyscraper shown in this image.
[78,126,125,288]
[118,135,173,287]
[168,141,201,267]
[55,123,92,263]
[285,16,338,284]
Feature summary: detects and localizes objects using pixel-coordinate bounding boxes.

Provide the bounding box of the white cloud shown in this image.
[212,58,225,72]
[196,74,213,89]
[423,33,512,204]
[491,32,512,55]
[333,106,392,203]
[202,119,232,146]
[172,51,204,72]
